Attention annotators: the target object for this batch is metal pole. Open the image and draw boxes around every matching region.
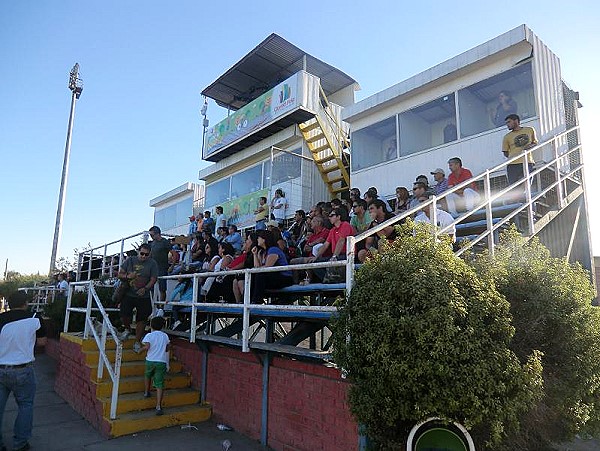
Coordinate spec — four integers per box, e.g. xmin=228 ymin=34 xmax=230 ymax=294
xmin=50 ymin=64 xmax=82 ymax=274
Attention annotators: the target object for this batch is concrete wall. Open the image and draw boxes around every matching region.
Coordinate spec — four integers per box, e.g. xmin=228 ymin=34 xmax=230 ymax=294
xmin=172 ymin=339 xmax=359 ymax=451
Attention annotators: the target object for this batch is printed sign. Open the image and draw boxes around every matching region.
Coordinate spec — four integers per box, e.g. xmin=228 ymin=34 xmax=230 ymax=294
xmin=204 ymin=73 xmax=300 ymax=158
xmin=221 ymin=189 xmax=269 ymax=229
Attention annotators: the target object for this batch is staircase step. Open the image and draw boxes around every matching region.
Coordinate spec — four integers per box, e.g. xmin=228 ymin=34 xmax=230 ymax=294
xmin=322 ymin=165 xmax=341 ymax=174
xmin=327 ymin=175 xmax=346 ymax=184
xmin=90 ymin=359 xmax=183 ymax=381
xmin=84 ymin=348 xmax=146 ymax=365
xmin=100 ymin=388 xmax=200 ymax=416
xmin=305 ymin=132 xmax=325 ymax=143
xmin=313 ymin=153 xmax=337 ymax=164
xmin=310 ymin=143 xmax=331 ymax=154
xmin=299 ymin=121 xmax=320 ymax=133
xmin=109 ymin=403 xmax=212 ymax=438
xmin=95 ymin=373 xmax=191 ymax=397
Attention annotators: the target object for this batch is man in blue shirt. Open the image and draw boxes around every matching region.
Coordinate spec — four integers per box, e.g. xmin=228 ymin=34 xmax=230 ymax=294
xmin=224 ymin=225 xmax=243 ymax=254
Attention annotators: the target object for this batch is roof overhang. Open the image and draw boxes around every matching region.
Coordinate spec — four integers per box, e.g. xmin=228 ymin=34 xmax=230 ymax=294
xmin=202 ymin=33 xmax=357 ymax=110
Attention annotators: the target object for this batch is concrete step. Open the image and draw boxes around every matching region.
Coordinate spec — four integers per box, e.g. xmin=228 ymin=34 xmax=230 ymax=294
xmin=83 ymin=348 xmax=146 ymax=365
xmin=90 ymin=359 xmax=184 ymax=381
xmin=95 ymin=373 xmax=190 ymax=397
xmin=108 ymin=403 xmax=212 ymax=438
xmin=99 ymin=387 xmax=200 ymax=416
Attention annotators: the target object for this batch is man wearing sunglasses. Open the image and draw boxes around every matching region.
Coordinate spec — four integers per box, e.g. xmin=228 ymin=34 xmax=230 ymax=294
xmin=118 ymin=243 xmax=158 ymax=353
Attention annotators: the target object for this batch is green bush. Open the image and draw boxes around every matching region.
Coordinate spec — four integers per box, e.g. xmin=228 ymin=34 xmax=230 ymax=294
xmin=332 ymin=222 xmax=542 ymax=449
xmin=44 ymin=284 xmax=121 ymax=333
xmin=469 ymin=227 xmax=600 ymax=449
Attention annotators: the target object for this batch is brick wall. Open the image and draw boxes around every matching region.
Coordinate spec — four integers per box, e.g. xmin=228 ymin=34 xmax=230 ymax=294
xmin=54 ymin=336 xmax=111 ymax=437
xmin=171 ymin=340 xmax=358 ymax=451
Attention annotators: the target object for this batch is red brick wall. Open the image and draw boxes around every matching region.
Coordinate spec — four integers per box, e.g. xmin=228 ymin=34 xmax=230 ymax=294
xmin=171 ymin=340 xmax=358 ymax=451
xmin=54 ymin=336 xmax=111 ymax=437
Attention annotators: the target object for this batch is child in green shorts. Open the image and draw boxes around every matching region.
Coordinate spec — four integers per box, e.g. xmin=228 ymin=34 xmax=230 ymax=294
xmin=139 ymin=316 xmax=170 ymax=415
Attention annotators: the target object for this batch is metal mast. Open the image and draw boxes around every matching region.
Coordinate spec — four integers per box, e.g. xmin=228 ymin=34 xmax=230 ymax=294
xmin=49 ymin=64 xmax=83 ymax=275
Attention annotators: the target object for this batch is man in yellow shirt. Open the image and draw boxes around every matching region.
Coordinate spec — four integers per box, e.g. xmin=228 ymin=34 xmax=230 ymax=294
xmin=502 ymin=114 xmax=538 ymax=185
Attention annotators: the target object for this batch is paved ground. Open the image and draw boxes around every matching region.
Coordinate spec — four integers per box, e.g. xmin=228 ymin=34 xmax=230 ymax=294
xmin=1 ymin=354 xmax=264 ymax=451
xmin=4 ymin=354 xmax=600 ymax=450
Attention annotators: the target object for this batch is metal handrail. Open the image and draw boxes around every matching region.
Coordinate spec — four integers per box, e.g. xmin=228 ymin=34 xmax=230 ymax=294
xmin=349 ymin=125 xmax=582 ymax=257
xmin=18 ymin=286 xmax=60 ymax=312
xmin=63 ymin=281 xmax=122 ymax=420
xmin=156 ymin=258 xmax=348 ymax=351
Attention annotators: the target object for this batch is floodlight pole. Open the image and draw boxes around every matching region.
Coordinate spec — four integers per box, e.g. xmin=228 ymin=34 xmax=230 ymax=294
xmin=49 ymin=64 xmax=83 ymax=275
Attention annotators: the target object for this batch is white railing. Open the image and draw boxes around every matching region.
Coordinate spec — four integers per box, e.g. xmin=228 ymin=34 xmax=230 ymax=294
xmin=348 ymin=125 xmax=583 ymax=259
xmin=155 ymin=259 xmax=347 ymax=352
xmin=77 ymin=230 xmax=151 ymax=282
xmin=18 ymin=286 xmax=61 ymax=312
xmin=63 ymin=281 xmax=122 ymax=420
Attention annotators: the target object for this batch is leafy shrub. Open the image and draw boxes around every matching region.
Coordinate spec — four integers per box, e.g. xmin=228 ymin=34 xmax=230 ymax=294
xmin=332 ymin=222 xmax=542 ymax=449
xmin=44 ymin=284 xmax=121 ymax=333
xmin=469 ymin=227 xmax=600 ymax=449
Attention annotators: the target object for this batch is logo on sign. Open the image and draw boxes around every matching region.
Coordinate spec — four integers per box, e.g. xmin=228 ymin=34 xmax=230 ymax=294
xmin=274 ymin=83 xmax=295 ymax=113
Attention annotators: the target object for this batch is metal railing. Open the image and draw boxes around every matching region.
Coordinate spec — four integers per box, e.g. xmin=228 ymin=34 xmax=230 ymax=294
xmin=18 ymin=286 xmax=61 ymax=312
xmin=347 ymin=125 xmax=583 ymax=259
xmin=77 ymin=231 xmax=150 ymax=282
xmin=155 ymin=259 xmax=346 ymax=352
xmin=63 ymin=281 xmax=122 ymax=420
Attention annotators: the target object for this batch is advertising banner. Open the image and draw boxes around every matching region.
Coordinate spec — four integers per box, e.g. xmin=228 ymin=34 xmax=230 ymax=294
xmin=221 ymin=188 xmax=269 ymax=229
xmin=204 ymin=72 xmax=301 ymax=158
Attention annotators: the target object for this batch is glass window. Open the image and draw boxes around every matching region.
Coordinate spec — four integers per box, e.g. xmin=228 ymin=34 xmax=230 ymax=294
xmin=263 ymin=148 xmax=302 ymax=187
xmin=351 ymin=116 xmax=397 ymax=171
xmin=175 ymin=197 xmax=193 ymax=227
xmin=153 ymin=197 xmax=193 ymax=231
xmin=205 ymin=178 xmax=231 ymax=208
xmin=398 ymin=93 xmax=456 ymax=156
xmin=458 ymin=62 xmax=535 ymax=138
xmin=231 ymin=164 xmax=263 ymax=199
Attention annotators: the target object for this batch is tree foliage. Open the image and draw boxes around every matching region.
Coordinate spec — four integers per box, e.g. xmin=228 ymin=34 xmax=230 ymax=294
xmin=469 ymin=226 xmax=600 ymax=449
xmin=0 ymin=272 xmax=48 ymax=299
xmin=332 ymin=222 xmax=542 ymax=449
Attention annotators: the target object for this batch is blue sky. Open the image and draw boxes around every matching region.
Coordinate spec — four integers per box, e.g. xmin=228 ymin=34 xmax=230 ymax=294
xmin=1 ymin=0 xmax=599 ymax=275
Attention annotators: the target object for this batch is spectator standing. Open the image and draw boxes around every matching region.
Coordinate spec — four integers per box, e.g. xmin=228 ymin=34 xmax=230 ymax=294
xmin=118 ymin=243 xmax=158 ymax=353
xmin=56 ymin=273 xmax=69 ymax=299
xmin=0 ymin=291 xmax=46 ymax=451
xmin=188 ymin=216 xmax=197 ymax=236
xmin=502 ymin=114 xmax=538 ymax=185
xmin=445 ymin=157 xmax=481 ymax=216
xmin=270 ymin=188 xmax=288 ymax=227
xmin=254 ymin=196 xmax=268 ymax=230
xmin=148 ymin=226 xmax=171 ymax=304
xmin=202 ymin=211 xmax=215 ymax=236
xmin=214 ymin=206 xmax=227 ymax=232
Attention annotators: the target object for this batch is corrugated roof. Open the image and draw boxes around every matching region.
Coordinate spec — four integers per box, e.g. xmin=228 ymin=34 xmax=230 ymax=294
xmin=202 ymin=33 xmax=356 ymax=110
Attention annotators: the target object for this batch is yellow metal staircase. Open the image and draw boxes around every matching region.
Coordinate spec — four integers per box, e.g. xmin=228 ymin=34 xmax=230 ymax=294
xmin=82 ymin=336 xmax=211 ymax=437
xmin=299 ymin=88 xmax=350 ymax=197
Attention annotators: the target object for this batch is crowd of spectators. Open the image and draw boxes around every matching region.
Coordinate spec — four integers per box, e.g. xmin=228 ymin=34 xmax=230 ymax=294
xmin=98 ymin=155 xmax=480 ymax=323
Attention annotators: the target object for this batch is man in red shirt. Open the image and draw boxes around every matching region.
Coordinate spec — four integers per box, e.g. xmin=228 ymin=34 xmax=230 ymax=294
xmin=445 ymin=157 xmax=481 ymax=216
xmin=310 ymin=208 xmax=355 ymax=282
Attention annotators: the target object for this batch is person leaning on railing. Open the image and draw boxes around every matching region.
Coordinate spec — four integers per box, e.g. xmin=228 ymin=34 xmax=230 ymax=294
xmin=250 ymin=230 xmax=293 ymax=303
xmin=232 ymin=233 xmax=258 ymax=303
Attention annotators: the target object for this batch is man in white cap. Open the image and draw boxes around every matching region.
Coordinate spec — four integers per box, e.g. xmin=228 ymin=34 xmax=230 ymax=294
xmin=430 ymin=168 xmax=448 ymax=196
